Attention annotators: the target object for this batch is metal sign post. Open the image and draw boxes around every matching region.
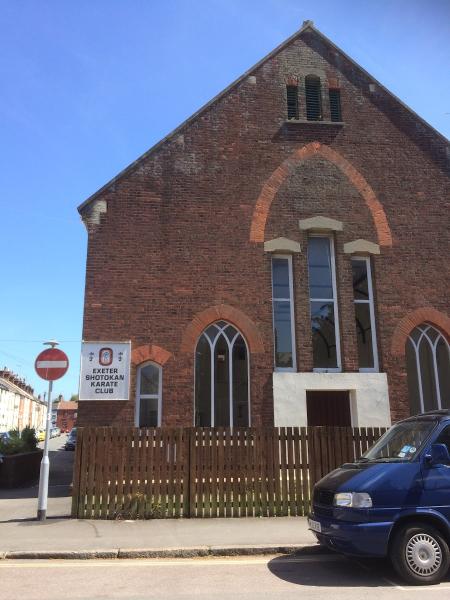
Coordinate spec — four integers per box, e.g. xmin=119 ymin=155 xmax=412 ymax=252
xmin=37 ymin=377 xmax=53 ymax=521
xmin=35 ymin=341 xmax=69 ymax=521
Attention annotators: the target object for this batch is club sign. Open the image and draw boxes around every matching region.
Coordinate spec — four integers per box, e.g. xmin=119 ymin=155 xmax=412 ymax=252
xmin=79 ymin=341 xmax=131 ymax=400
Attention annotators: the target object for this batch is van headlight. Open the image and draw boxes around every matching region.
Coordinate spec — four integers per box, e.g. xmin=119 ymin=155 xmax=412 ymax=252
xmin=333 ymin=492 xmax=372 ymax=508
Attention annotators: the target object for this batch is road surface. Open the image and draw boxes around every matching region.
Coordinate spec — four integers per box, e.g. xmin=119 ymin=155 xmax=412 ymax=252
xmin=1 ymin=553 xmax=450 ymax=599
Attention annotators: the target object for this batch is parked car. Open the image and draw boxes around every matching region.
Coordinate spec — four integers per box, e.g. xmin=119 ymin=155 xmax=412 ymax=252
xmin=50 ymin=427 xmax=61 ymax=438
xmin=309 ymin=410 xmax=450 ymax=585
xmin=0 ymin=432 xmax=11 ymax=461
xmin=0 ymin=431 xmax=11 ymax=443
xmin=37 ymin=429 xmax=46 ymax=442
xmin=64 ymin=428 xmax=77 ymax=451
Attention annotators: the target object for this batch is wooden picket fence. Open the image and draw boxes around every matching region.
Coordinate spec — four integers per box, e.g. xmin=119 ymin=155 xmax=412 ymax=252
xmin=71 ymin=426 xmax=387 ymax=519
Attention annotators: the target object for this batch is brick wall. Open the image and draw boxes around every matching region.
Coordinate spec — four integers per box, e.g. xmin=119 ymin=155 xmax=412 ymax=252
xmin=56 ymin=409 xmax=77 ymax=433
xmin=78 ymin=28 xmax=449 ymax=427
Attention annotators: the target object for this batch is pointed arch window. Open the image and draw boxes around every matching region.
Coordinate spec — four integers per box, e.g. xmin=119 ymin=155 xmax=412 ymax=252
xmin=195 ymin=321 xmax=249 ymax=427
xmin=406 ymin=324 xmax=450 ymax=415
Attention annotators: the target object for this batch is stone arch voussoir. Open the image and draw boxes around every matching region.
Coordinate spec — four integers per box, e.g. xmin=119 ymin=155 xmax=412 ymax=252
xmin=180 ymin=304 xmax=264 ymax=354
xmin=250 ymin=141 xmax=393 ymax=247
xmin=390 ymin=308 xmax=450 ymax=357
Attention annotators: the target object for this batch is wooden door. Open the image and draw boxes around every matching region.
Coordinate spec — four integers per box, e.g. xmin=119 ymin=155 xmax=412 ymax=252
xmin=306 ymin=390 xmax=351 ymax=426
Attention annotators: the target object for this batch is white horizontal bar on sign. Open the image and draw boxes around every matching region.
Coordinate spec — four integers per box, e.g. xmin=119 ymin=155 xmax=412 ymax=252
xmin=36 ymin=361 xmax=68 ymax=368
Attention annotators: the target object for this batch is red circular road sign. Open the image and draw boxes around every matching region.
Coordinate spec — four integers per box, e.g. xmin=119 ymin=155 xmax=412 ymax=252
xmin=35 ymin=348 xmax=69 ymax=381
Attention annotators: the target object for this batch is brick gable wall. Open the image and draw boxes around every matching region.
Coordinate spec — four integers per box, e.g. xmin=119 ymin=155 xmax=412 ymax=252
xmin=78 ymin=30 xmax=449 ymax=427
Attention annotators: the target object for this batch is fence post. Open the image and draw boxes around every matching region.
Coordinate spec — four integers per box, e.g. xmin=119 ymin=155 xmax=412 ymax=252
xmin=70 ymin=427 xmax=83 ymax=518
xmin=188 ymin=427 xmax=195 ymax=518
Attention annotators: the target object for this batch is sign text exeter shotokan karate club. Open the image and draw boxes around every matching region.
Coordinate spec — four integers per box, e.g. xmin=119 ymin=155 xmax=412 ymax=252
xmin=79 ymin=341 xmax=131 ymax=400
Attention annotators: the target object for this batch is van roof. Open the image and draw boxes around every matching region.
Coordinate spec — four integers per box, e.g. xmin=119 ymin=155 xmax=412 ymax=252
xmin=401 ymin=410 xmax=450 ymax=423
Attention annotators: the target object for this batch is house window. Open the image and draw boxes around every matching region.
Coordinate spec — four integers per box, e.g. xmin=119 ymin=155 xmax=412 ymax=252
xmin=352 ymin=257 xmax=379 ymax=371
xmin=286 ymin=85 xmax=299 ymax=119
xmin=406 ymin=324 xmax=450 ymax=415
xmin=195 ymin=321 xmax=249 ymax=427
xmin=307 ymin=236 xmax=341 ymax=371
xmin=135 ymin=362 xmax=162 ymax=427
xmin=271 ymin=255 xmax=296 ymax=370
xmin=329 ymin=88 xmax=342 ymax=121
xmin=305 ymin=75 xmax=322 ymax=121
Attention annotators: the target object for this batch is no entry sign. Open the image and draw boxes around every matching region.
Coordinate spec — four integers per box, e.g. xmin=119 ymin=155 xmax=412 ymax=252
xmin=35 ymin=348 xmax=69 ymax=381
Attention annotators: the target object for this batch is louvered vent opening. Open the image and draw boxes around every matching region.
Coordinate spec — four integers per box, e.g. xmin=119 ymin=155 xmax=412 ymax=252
xmin=286 ymin=85 xmax=299 ymax=119
xmin=305 ymin=75 xmax=322 ymax=121
xmin=329 ymin=89 xmax=342 ymax=122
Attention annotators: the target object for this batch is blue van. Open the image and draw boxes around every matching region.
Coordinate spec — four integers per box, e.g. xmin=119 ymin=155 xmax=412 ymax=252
xmin=308 ymin=410 xmax=450 ymax=585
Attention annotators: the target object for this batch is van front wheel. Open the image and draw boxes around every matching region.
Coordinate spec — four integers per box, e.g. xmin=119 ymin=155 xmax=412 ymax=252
xmin=390 ymin=522 xmax=450 ymax=585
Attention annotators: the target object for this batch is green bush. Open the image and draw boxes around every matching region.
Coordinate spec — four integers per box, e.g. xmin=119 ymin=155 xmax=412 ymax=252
xmin=21 ymin=426 xmax=38 ymax=452
xmin=0 ymin=427 xmax=38 ymax=455
xmin=0 ymin=436 xmax=24 ymax=455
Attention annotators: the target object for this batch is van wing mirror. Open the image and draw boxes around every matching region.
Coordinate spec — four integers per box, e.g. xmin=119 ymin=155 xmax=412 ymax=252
xmin=427 ymin=443 xmax=450 ymax=466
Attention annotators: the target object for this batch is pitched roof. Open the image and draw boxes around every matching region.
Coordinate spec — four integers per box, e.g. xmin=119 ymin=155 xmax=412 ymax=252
xmin=78 ymin=21 xmax=449 ymax=213
xmin=0 ymin=376 xmax=35 ymax=399
xmin=57 ymin=401 xmax=78 ymax=411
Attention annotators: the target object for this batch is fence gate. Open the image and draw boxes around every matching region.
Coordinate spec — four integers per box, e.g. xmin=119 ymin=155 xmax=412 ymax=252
xmin=71 ymin=426 xmax=386 ymax=519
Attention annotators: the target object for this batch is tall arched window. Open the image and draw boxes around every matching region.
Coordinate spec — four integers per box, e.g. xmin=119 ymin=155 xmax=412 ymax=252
xmin=305 ymin=75 xmax=322 ymax=121
xmin=135 ymin=362 xmax=162 ymax=427
xmin=195 ymin=321 xmax=249 ymax=427
xmin=406 ymin=324 xmax=450 ymax=415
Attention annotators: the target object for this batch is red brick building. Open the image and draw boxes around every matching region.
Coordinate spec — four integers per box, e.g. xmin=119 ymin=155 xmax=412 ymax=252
xmin=77 ymin=22 xmax=449 ymax=429
xmin=56 ymin=401 xmax=78 ymax=433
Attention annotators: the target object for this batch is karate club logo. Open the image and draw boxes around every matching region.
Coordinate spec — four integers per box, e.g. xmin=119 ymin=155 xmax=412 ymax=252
xmin=99 ymin=347 xmax=113 ymax=366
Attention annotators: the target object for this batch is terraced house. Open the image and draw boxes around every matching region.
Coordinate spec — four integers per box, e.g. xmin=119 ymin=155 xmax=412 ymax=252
xmin=0 ymin=368 xmax=45 ymax=432
xmin=77 ymin=21 xmax=450 ymax=430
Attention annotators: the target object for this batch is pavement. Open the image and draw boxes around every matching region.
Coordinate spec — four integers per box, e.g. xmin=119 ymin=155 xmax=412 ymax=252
xmin=0 ymin=433 xmax=319 ymax=560
xmin=0 ymin=513 xmax=318 ymax=559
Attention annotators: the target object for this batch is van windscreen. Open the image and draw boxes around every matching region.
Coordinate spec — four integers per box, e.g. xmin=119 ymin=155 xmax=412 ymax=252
xmin=359 ymin=420 xmax=436 ymax=462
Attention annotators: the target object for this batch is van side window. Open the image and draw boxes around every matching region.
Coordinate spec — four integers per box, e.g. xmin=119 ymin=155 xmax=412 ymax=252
xmin=435 ymin=426 xmax=450 ymax=455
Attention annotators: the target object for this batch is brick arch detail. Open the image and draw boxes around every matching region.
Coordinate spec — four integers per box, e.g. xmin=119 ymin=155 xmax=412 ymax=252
xmin=249 ymin=141 xmax=393 ymax=247
xmin=390 ymin=308 xmax=450 ymax=357
xmin=180 ymin=304 xmax=264 ymax=354
xmin=131 ymin=344 xmax=173 ymax=366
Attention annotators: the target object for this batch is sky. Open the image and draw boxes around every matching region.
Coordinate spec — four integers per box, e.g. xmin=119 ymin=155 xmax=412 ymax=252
xmin=0 ymin=0 xmax=449 ymax=400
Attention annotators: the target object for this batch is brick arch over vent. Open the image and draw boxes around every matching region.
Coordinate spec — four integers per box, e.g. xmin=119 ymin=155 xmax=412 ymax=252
xmin=250 ymin=142 xmax=393 ymax=246
xmin=131 ymin=344 xmax=173 ymax=366
xmin=180 ymin=304 xmax=264 ymax=354
xmin=391 ymin=308 xmax=450 ymax=357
